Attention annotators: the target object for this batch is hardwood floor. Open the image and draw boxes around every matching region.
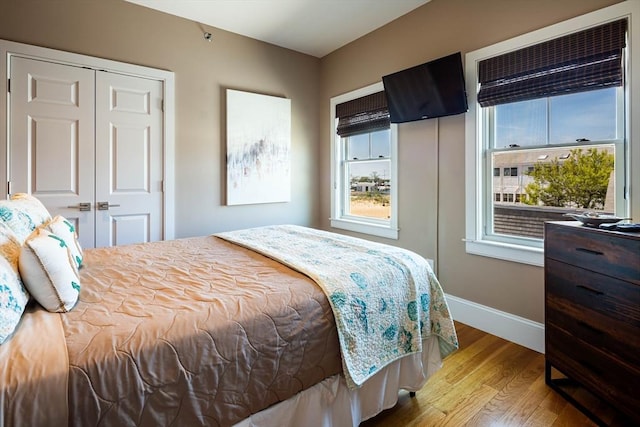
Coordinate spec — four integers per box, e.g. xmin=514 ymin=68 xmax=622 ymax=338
xmin=362 ymin=322 xmax=634 ymax=427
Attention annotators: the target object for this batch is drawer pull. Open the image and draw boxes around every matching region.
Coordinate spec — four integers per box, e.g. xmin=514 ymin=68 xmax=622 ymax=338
xmin=582 ymin=359 xmax=603 ymax=375
xmin=575 ymin=247 xmax=604 ymax=256
xmin=576 ymin=284 xmax=604 ymax=296
xmin=577 ymin=320 xmax=604 ymax=335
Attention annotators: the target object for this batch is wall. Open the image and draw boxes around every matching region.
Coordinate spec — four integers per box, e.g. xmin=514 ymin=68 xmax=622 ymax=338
xmin=0 ymin=0 xmax=321 ymax=237
xmin=318 ymin=0 xmax=623 ymax=323
xmin=1 ymin=0 xmax=630 ymax=326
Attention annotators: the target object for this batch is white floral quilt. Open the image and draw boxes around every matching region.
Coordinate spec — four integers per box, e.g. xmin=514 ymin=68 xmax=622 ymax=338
xmin=216 ymin=225 xmax=459 ymax=388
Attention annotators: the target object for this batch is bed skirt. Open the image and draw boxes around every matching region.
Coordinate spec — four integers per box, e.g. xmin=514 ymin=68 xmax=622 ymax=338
xmin=234 ymin=335 xmax=442 ymax=427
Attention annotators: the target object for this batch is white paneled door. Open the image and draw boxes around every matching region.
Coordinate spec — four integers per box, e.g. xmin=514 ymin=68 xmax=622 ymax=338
xmin=10 ymin=57 xmax=96 ymax=247
xmin=95 ymin=72 xmax=163 ymax=247
xmin=9 ymin=56 xmax=164 ymax=248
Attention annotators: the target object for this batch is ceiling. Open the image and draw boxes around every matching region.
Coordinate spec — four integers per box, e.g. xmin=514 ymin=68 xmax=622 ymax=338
xmin=124 ymin=0 xmax=430 ymax=58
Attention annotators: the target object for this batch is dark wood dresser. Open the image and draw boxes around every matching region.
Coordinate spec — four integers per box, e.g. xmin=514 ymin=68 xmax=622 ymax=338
xmin=544 ymin=221 xmax=640 ymax=425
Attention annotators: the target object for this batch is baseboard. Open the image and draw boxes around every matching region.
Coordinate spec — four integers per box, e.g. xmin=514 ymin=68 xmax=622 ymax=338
xmin=445 ymin=294 xmax=545 ymax=354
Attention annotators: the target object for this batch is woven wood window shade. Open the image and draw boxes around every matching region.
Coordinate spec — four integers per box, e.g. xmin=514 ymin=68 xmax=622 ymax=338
xmin=336 ymin=91 xmax=390 ymax=137
xmin=477 ymin=18 xmax=627 ymax=107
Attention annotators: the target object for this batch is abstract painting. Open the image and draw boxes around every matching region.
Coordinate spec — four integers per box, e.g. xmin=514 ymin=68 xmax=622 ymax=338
xmin=226 ymin=89 xmax=291 ymax=205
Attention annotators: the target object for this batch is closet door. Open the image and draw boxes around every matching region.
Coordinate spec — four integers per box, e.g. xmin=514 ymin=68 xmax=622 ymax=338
xmin=94 ymin=72 xmax=164 ymax=247
xmin=9 ymin=56 xmax=96 ymax=247
xmin=9 ymin=57 xmax=165 ymax=249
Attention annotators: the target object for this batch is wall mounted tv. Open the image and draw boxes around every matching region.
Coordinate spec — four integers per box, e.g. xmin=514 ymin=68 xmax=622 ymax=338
xmin=382 ymin=52 xmax=468 ymax=123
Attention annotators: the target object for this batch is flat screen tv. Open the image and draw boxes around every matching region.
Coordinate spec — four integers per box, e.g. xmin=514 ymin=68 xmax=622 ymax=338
xmin=382 ymin=52 xmax=468 ymax=123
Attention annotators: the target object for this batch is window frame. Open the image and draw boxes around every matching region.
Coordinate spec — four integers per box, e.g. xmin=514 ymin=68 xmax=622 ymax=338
xmin=330 ymin=82 xmax=399 ymax=239
xmin=464 ymin=2 xmax=636 ymax=266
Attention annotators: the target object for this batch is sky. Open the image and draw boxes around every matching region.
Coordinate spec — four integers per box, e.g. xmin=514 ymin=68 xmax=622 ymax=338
xmin=495 ymin=87 xmax=617 ymax=147
xmin=350 ymin=160 xmax=390 ymax=182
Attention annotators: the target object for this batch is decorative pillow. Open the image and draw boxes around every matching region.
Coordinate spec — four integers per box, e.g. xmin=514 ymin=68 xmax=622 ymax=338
xmin=0 ymin=222 xmax=29 ymax=344
xmin=0 ymin=193 xmax=52 ymax=243
xmin=43 ymin=216 xmax=83 ymax=269
xmin=19 ymin=228 xmax=80 ymax=313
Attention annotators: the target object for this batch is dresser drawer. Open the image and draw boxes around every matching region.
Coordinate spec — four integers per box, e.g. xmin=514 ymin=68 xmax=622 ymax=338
xmin=545 ymin=259 xmax=640 ymax=327
xmin=546 ymin=303 xmax=640 ymax=367
xmin=544 ymin=222 xmax=640 ymax=284
xmin=546 ymin=325 xmax=640 ymax=421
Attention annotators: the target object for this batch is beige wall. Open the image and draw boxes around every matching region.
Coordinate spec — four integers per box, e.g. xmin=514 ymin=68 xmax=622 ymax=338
xmin=1 ymin=0 xmax=631 ymax=324
xmin=0 ymin=0 xmax=321 ymax=238
xmin=318 ymin=0 xmax=623 ymax=323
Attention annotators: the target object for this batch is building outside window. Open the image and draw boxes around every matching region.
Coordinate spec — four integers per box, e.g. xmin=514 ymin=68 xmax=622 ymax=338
xmin=465 ymin=4 xmax=634 ymax=266
xmin=330 ymin=82 xmax=399 ymax=239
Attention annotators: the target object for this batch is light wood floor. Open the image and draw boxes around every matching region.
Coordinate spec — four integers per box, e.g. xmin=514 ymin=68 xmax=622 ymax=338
xmin=362 ymin=322 xmax=633 ymax=427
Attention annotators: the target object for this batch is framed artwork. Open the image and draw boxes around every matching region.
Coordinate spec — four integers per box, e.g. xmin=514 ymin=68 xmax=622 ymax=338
xmin=226 ymin=89 xmax=291 ymax=205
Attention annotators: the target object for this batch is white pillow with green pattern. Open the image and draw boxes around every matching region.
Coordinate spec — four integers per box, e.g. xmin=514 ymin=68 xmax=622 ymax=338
xmin=19 ymin=228 xmax=80 ymax=313
xmin=0 ymin=193 xmax=52 ymax=243
xmin=0 ymin=222 xmax=29 ymax=344
xmin=43 ymin=216 xmax=83 ymax=269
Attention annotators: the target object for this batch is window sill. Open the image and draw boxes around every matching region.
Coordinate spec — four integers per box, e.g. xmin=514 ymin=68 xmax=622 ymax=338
xmin=464 ymin=238 xmax=543 ymax=267
xmin=330 ymin=218 xmax=398 ymax=240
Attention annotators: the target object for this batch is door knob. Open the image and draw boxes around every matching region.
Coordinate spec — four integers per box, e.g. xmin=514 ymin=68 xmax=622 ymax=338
xmin=67 ymin=202 xmax=92 ymax=211
xmin=97 ymin=202 xmax=121 ymax=210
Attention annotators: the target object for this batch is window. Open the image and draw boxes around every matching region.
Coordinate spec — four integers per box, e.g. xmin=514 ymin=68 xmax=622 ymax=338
xmin=491 ymin=88 xmax=622 ymax=218
xmin=503 ymin=167 xmax=518 ymax=177
xmin=331 ymin=82 xmax=398 ymax=239
xmin=465 ymin=3 xmax=635 ymax=266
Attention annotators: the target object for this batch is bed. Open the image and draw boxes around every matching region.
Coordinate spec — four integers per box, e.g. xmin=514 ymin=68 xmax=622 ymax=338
xmin=0 ymin=195 xmax=458 ymax=427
